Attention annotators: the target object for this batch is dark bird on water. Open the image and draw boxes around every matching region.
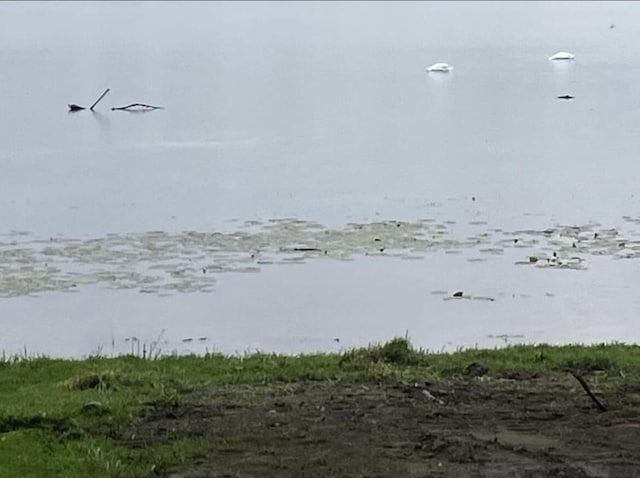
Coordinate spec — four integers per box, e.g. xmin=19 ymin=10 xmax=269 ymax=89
xmin=557 ymin=95 xmax=575 ymax=100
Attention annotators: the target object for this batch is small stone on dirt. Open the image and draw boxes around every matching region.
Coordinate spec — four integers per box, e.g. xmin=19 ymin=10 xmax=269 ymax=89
xmin=81 ymin=400 xmax=109 ymax=415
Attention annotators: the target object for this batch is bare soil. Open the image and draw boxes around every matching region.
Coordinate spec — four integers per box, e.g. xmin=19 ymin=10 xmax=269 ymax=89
xmin=124 ymin=373 xmax=640 ymax=477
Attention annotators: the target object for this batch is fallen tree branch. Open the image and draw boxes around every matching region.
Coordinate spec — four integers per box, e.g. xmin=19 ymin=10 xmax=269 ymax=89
xmin=111 ymin=103 xmax=164 ymax=111
xmin=570 ymin=372 xmax=607 ymax=412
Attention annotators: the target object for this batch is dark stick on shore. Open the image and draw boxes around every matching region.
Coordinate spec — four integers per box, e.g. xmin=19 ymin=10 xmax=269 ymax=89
xmin=90 ymin=88 xmax=110 ymax=111
xmin=111 ymin=103 xmax=164 ymax=111
xmin=570 ymin=372 xmax=607 ymax=412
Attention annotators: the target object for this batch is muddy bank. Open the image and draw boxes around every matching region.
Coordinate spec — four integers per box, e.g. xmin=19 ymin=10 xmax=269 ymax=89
xmin=122 ymin=374 xmax=640 ymax=477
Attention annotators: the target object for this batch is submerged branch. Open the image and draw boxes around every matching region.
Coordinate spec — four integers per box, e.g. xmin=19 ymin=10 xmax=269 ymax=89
xmin=90 ymin=88 xmax=110 ymax=111
xmin=68 ymin=88 xmax=110 ymax=112
xmin=111 ymin=103 xmax=164 ymax=111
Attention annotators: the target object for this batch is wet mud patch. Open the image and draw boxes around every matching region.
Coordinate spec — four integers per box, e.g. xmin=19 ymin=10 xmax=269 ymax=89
xmin=119 ymin=376 xmax=640 ymax=477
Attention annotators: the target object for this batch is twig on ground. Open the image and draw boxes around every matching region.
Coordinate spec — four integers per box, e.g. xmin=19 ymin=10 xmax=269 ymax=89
xmin=570 ymin=372 xmax=607 ymax=412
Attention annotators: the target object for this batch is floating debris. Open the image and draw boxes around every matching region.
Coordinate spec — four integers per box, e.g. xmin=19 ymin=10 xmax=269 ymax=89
xmin=549 ymin=51 xmax=575 ymax=61
xmin=426 ymin=62 xmax=453 ymax=72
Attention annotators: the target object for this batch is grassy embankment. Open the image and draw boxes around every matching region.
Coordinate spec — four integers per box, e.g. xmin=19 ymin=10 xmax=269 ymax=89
xmin=1 ymin=338 xmax=639 ymax=477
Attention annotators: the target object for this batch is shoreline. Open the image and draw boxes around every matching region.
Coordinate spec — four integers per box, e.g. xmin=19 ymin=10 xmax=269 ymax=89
xmin=1 ymin=339 xmax=639 ymax=477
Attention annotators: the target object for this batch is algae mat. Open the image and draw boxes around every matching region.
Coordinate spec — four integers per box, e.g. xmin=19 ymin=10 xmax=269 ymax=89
xmin=2 ymin=217 xmax=640 ymax=298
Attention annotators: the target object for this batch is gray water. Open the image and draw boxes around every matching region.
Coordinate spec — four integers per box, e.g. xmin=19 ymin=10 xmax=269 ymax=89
xmin=1 ymin=1 xmax=640 ymax=357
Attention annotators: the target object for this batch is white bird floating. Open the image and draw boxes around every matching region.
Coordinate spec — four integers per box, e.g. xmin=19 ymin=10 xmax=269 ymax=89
xmin=549 ymin=51 xmax=575 ymax=61
xmin=426 ymin=62 xmax=453 ymax=72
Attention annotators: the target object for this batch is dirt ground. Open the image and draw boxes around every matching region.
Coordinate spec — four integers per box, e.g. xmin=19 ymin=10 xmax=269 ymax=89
xmin=124 ymin=373 xmax=640 ymax=477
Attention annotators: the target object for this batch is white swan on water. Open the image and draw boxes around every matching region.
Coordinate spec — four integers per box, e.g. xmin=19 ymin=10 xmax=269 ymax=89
xmin=426 ymin=62 xmax=453 ymax=72
xmin=549 ymin=51 xmax=575 ymax=61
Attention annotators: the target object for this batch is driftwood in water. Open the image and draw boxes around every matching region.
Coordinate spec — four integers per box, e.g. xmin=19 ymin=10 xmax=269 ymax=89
xmin=68 ymin=88 xmax=110 ymax=112
xmin=111 ymin=103 xmax=164 ymax=111
xmin=90 ymin=88 xmax=110 ymax=111
xmin=570 ymin=372 xmax=607 ymax=412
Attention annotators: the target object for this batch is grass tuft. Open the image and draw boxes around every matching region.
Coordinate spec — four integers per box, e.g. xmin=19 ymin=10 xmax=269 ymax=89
xmin=378 ymin=337 xmax=421 ymax=365
xmin=339 ymin=336 xmax=426 ymax=368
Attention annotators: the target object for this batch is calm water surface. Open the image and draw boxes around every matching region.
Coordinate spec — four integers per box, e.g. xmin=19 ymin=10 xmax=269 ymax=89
xmin=1 ymin=2 xmax=640 ymax=357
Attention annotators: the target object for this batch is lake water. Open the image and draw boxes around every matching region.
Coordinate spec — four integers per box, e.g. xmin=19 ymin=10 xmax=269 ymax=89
xmin=1 ymin=1 xmax=640 ymax=358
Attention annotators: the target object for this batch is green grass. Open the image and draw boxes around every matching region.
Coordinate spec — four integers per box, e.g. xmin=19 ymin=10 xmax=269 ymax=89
xmin=1 ymin=338 xmax=639 ymax=477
